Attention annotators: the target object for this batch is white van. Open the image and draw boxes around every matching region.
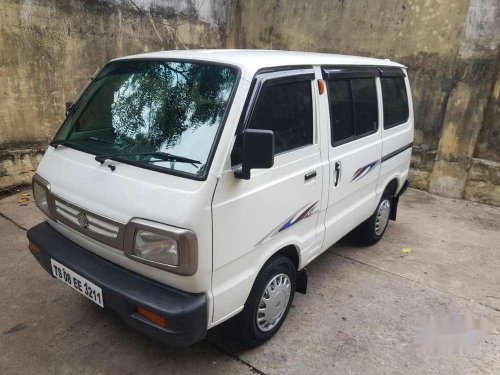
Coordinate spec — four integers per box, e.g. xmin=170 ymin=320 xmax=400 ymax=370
xmin=27 ymin=50 xmax=413 ymax=347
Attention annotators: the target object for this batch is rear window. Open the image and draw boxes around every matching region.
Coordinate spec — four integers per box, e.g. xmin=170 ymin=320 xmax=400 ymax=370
xmin=328 ymin=78 xmax=378 ymax=145
xmin=381 ymin=77 xmax=409 ymax=128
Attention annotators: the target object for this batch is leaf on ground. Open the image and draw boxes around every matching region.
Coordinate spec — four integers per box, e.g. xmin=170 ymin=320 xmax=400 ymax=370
xmin=402 ymin=247 xmax=411 ymax=254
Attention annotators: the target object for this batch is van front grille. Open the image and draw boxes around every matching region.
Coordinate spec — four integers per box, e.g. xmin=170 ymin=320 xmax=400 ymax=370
xmin=50 ymin=194 xmax=126 ymax=249
xmin=54 ymin=200 xmax=119 ymax=238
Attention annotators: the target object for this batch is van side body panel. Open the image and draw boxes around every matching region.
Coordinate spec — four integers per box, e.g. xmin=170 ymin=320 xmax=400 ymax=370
xmin=320 ymin=73 xmax=384 ymax=251
xmin=376 ymin=71 xmax=414 ymax=200
xmin=209 ymin=64 xmax=413 ymax=327
xmin=210 ymin=74 xmax=324 ymax=323
xmin=211 ymin=147 xmax=324 ymax=323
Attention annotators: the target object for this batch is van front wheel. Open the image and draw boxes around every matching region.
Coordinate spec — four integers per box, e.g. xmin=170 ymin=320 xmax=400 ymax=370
xmin=352 ymin=190 xmax=392 ymax=246
xmin=236 ymin=255 xmax=296 ymax=347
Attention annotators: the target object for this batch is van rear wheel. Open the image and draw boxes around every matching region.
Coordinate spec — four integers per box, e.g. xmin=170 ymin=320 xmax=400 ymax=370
xmin=236 ymin=255 xmax=296 ymax=347
xmin=352 ymin=190 xmax=392 ymax=246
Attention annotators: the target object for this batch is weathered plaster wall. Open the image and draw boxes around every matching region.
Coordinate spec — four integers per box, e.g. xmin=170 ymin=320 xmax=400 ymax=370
xmin=0 ymin=0 xmax=225 ymax=188
xmin=1 ymin=0 xmax=499 ymax=205
xmin=226 ymin=0 xmax=500 ymax=205
xmin=464 ymin=56 xmax=500 ymax=205
xmin=428 ymin=0 xmax=500 ymax=205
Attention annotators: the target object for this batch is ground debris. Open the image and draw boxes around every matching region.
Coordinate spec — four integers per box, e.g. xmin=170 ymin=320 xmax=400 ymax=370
xmin=401 ymin=247 xmax=412 ymax=256
xmin=17 ymin=192 xmax=31 ymax=205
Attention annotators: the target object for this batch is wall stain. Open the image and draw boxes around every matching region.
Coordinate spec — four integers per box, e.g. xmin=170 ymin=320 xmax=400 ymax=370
xmin=3 ymin=323 xmax=28 ymax=335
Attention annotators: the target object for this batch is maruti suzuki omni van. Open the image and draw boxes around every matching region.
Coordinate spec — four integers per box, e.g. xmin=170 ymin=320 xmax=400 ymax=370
xmin=27 ymin=50 xmax=413 ymax=347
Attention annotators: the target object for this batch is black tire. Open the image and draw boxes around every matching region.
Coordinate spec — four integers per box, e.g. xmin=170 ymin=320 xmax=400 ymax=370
xmin=351 ymin=189 xmax=393 ymax=246
xmin=236 ymin=255 xmax=296 ymax=347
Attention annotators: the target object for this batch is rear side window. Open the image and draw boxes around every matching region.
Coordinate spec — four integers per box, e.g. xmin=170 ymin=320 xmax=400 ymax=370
xmin=328 ymin=78 xmax=378 ymax=145
xmin=351 ymin=79 xmax=378 ymax=136
xmin=381 ymin=77 xmax=409 ymax=128
xmin=247 ymin=80 xmax=313 ymax=154
xmin=328 ymin=80 xmax=354 ymax=143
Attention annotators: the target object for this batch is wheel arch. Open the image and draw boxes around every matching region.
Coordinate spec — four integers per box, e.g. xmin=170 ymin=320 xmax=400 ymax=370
xmin=385 ymin=178 xmax=399 ymax=197
xmin=273 ymin=244 xmax=300 ymax=271
xmin=265 ymin=243 xmax=308 ymax=294
xmin=384 ymin=178 xmax=403 ymax=221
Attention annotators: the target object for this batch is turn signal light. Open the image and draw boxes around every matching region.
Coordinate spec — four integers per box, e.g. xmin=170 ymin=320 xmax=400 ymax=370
xmin=137 ymin=306 xmax=167 ymax=328
xmin=317 ymin=79 xmax=325 ymax=95
xmin=28 ymin=242 xmax=41 ymax=256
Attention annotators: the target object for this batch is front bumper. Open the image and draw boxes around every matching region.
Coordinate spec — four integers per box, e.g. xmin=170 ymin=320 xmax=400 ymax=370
xmin=27 ymin=222 xmax=207 ymax=347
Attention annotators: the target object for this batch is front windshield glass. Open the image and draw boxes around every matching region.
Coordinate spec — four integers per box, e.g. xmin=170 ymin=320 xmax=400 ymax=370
xmin=55 ymin=60 xmax=238 ymax=177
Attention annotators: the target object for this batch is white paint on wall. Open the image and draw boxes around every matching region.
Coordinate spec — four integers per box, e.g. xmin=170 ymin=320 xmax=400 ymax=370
xmin=461 ymin=0 xmax=500 ymax=57
xmin=124 ymin=0 xmax=225 ymax=26
xmin=20 ymin=0 xmax=34 ymax=23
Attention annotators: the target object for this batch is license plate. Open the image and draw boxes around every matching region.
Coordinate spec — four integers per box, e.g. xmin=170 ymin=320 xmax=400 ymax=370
xmin=50 ymin=259 xmax=104 ymax=307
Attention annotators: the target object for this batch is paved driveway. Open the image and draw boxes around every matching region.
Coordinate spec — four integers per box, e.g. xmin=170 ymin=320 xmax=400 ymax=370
xmin=1 ymin=188 xmax=499 ymax=374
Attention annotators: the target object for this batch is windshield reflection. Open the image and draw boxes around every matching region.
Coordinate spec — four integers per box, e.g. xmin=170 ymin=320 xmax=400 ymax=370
xmin=56 ymin=61 xmax=238 ymax=176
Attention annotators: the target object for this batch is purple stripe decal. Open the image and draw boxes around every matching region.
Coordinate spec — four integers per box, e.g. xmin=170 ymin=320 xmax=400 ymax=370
xmin=351 ymin=160 xmax=379 ymax=182
xmin=255 ymin=201 xmax=319 ymax=247
xmin=278 ymin=202 xmax=318 ymax=233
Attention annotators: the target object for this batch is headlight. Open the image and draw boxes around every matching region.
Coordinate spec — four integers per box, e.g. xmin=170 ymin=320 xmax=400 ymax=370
xmin=124 ymin=219 xmax=198 ymax=275
xmin=33 ymin=182 xmax=49 ymax=214
xmin=133 ymin=230 xmax=179 ymax=266
xmin=32 ymin=175 xmax=53 ymax=218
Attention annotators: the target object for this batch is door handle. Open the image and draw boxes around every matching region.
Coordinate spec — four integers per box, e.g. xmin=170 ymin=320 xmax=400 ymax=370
xmin=305 ymin=171 xmax=317 ymax=181
xmin=334 ymin=161 xmax=341 ymax=186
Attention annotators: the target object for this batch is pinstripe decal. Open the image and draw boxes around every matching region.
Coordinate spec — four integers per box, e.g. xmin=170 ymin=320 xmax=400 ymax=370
xmin=255 ymin=201 xmax=319 ymax=247
xmin=351 ymin=160 xmax=379 ymax=182
xmin=351 ymin=142 xmax=412 ymax=183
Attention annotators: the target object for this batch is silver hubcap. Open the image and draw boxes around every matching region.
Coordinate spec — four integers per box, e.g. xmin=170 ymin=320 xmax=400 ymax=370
xmin=375 ymin=199 xmax=391 ymax=235
xmin=256 ymin=273 xmax=291 ymax=332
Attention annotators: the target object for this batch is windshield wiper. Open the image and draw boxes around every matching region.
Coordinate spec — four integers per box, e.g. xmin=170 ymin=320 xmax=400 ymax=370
xmin=95 ymin=151 xmax=202 ymax=168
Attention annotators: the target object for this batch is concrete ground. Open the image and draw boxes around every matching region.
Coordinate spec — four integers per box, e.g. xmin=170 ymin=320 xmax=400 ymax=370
xmin=0 ymin=188 xmax=499 ymax=374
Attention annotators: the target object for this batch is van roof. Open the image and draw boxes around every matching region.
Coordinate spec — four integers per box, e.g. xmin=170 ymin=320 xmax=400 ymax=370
xmin=113 ymin=49 xmax=405 ymax=80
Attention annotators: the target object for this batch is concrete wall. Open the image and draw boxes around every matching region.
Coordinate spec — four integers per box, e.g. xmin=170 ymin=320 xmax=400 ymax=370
xmin=1 ymin=0 xmax=499 ymax=205
xmin=225 ymin=0 xmax=500 ymax=206
xmin=0 ymin=0 xmax=225 ymax=188
xmin=429 ymin=0 xmax=500 ymax=205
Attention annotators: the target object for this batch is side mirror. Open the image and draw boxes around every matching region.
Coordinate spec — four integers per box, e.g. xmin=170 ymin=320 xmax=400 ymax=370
xmin=65 ymin=101 xmax=74 ymax=116
xmin=234 ymin=129 xmax=274 ymax=180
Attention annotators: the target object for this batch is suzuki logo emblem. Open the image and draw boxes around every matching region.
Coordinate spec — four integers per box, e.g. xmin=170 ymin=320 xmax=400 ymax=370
xmin=76 ymin=212 xmax=89 ymax=229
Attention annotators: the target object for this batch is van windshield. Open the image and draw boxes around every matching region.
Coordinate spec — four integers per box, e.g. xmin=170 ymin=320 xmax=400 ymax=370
xmin=54 ymin=60 xmax=238 ymax=177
